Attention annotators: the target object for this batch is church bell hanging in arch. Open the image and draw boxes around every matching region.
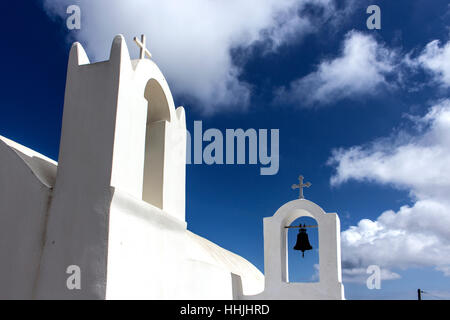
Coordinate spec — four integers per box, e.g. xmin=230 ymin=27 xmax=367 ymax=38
xmin=293 ymin=224 xmax=313 ymax=258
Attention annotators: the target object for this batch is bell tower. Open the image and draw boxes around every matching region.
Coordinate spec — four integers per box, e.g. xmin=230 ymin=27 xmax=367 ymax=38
xmin=240 ymin=175 xmax=345 ymax=300
xmin=53 ymin=34 xmax=186 ymax=221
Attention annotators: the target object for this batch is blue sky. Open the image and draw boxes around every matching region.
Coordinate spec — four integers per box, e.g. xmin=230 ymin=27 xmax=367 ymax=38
xmin=2 ymin=1 xmax=450 ymax=299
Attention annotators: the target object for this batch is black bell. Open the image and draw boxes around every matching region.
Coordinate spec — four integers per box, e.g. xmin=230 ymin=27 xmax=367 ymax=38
xmin=293 ymin=225 xmax=313 ymax=258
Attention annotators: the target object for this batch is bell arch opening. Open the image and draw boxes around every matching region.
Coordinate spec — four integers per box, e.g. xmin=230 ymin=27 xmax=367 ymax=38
xmin=144 ymin=79 xmax=171 ymax=123
xmin=142 ymin=79 xmax=171 ymax=207
xmin=286 ymin=216 xmax=319 ymax=283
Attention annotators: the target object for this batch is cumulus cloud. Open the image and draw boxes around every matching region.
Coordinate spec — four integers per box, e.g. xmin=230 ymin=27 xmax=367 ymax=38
xmin=329 ymin=99 xmax=450 ymax=199
xmin=277 ymin=30 xmax=398 ymax=107
xmin=410 ymin=39 xmax=450 ymax=89
xmin=341 ymin=200 xmax=450 ymax=276
xmin=42 ymin=0 xmax=352 ymax=113
xmin=276 ymin=33 xmax=450 ymax=108
xmin=328 ymin=100 xmax=450 ymax=280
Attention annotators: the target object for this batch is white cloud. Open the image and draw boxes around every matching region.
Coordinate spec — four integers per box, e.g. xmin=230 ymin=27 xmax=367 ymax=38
xmin=277 ymin=30 xmax=397 ymax=106
xmin=329 ymin=100 xmax=450 ymax=279
xmin=42 ymin=0 xmax=350 ymax=113
xmin=436 ymin=266 xmax=450 ymax=277
xmin=341 ymin=200 xmax=450 ymax=273
xmin=415 ymin=40 xmax=450 ymax=88
xmin=311 ymin=263 xmax=319 ymax=281
xmin=329 ymin=99 xmax=450 ymax=200
xmin=402 ymin=39 xmax=450 ymax=93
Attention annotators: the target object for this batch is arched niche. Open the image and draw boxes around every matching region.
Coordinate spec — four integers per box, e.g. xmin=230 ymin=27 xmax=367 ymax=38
xmin=141 ymin=77 xmax=186 ymax=221
xmin=144 ymin=79 xmax=171 ymax=124
xmin=142 ymin=78 xmax=171 ymax=208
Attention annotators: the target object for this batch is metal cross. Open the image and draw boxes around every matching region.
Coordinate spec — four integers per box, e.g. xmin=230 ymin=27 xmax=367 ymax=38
xmin=133 ymin=34 xmax=152 ymax=59
xmin=291 ymin=175 xmax=311 ymax=199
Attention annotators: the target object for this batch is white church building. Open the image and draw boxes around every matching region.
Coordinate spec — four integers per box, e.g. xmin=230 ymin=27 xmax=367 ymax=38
xmin=0 ymin=35 xmax=344 ymax=300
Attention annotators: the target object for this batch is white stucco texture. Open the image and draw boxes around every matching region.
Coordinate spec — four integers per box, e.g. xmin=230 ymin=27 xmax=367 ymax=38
xmin=0 ymin=35 xmax=264 ymax=299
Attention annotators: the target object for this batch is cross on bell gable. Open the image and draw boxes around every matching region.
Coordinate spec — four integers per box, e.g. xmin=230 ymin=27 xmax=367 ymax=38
xmin=291 ymin=174 xmax=311 ymax=199
xmin=133 ymin=34 xmax=152 ymax=59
